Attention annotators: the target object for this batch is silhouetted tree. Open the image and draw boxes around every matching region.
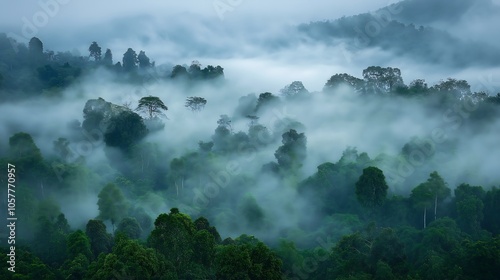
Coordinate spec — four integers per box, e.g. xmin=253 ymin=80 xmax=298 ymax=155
xmin=122 ymin=48 xmax=138 ymax=72
xmin=135 ymin=96 xmax=168 ymax=119
xmin=88 ymin=41 xmax=102 ymax=61
xmin=185 ymin=96 xmax=207 ymax=111
xmin=137 ymin=50 xmax=151 ymax=69
xmin=103 ymin=48 xmax=113 ymax=66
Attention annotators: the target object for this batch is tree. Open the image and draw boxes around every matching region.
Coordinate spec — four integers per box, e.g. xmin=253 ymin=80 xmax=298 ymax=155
xmin=483 ymin=187 xmax=500 ymax=234
xmin=194 ymin=217 xmax=222 ymax=243
xmin=88 ymin=41 xmax=102 ymax=61
xmin=212 ymin=115 xmax=233 ymax=153
xmin=215 ymin=244 xmax=252 ymax=280
xmin=88 ymin=235 xmax=176 ymax=280
xmin=28 ymin=37 xmax=43 ymax=56
xmin=193 ymin=230 xmax=216 ymax=268
xmin=255 ymin=92 xmax=280 ymax=112
xmin=240 ymin=195 xmax=265 ymax=230
xmin=362 ymin=66 xmax=404 ymax=94
xmin=137 ymin=50 xmax=151 ymax=69
xmin=201 ymin=65 xmax=224 ymax=79
xmin=411 ymin=182 xmax=433 ymax=228
xmin=171 ymin=64 xmax=189 ymax=79
xmin=324 ymin=73 xmax=365 ymax=94
xmin=9 ymin=132 xmax=43 ymax=161
xmin=185 ymin=96 xmax=207 ymax=111
xmin=97 ymin=183 xmax=128 ymax=232
xmin=85 ymin=219 xmax=112 ymax=259
xmin=274 ymin=129 xmax=307 ymax=170
xmin=122 ymin=48 xmax=138 ymax=72
xmin=135 ymin=95 xmax=168 ymax=119
xmin=67 ymin=230 xmax=93 ymax=261
xmin=280 ymin=81 xmax=309 ymax=99
xmin=104 ymin=111 xmax=148 ymax=151
xmin=188 ymin=60 xmax=202 ymax=79
xmin=407 ymin=79 xmax=429 ymax=95
xmin=454 ymin=184 xmax=485 ymax=234
xmin=33 ymin=216 xmax=68 ymax=266
xmin=431 ymin=78 xmax=471 ymax=99
xmin=425 ymin=171 xmax=450 ymax=221
xmin=103 ymin=48 xmax=113 ymax=66
xmin=355 ymin=166 xmax=389 ymax=209
xmin=9 ymin=132 xmax=47 ymax=183
xmin=116 ymin=217 xmax=142 ymax=239
xmin=147 ymin=209 xmax=196 ymax=276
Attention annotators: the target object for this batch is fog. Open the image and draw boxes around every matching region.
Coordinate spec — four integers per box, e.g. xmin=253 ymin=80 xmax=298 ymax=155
xmin=1 ymin=0 xmax=500 ymax=244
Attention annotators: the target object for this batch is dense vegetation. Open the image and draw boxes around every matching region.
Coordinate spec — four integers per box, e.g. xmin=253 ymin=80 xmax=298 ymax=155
xmin=0 ymin=32 xmax=499 ymax=280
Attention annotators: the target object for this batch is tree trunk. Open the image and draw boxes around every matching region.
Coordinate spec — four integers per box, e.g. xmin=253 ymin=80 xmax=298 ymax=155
xmin=423 ymin=207 xmax=427 ymax=229
xmin=434 ymin=195 xmax=438 ymax=221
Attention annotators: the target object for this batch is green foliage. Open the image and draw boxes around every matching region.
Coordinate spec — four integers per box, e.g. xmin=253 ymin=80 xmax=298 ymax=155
xmin=215 ymin=239 xmax=283 ymax=280
xmin=355 ymin=166 xmax=389 ymax=208
xmin=97 ymin=183 xmax=128 ymax=228
xmin=86 ymin=234 xmax=177 ymax=280
xmin=104 ymin=110 xmax=148 ymax=151
xmin=85 ymin=219 xmax=112 ymax=259
xmin=274 ymin=129 xmax=307 ymax=170
xmin=115 ymin=217 xmax=143 ymax=239
xmin=66 ymin=230 xmax=93 ymax=261
xmin=135 ymin=95 xmax=168 ymax=119
xmin=32 ymin=216 xmax=69 ymax=267
xmin=239 ymin=195 xmax=266 ymax=230
xmin=147 ymin=209 xmax=196 ymax=276
xmin=8 ymin=132 xmax=47 ymax=181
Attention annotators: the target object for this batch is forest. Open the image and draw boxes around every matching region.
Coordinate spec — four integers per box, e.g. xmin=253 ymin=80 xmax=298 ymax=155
xmin=0 ymin=31 xmax=499 ymax=279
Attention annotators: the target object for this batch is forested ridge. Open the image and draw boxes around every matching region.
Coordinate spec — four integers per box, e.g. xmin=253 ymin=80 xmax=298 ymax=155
xmin=0 ymin=32 xmax=500 ymax=280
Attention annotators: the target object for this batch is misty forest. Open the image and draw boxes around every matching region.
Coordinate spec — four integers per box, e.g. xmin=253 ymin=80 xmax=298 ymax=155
xmin=1 ymin=0 xmax=500 ymax=279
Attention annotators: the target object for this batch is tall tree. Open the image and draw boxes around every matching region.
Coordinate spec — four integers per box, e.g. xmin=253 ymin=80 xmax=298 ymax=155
xmin=355 ymin=166 xmax=389 ymax=208
xmin=28 ymin=37 xmax=43 ymax=56
xmin=85 ymin=219 xmax=112 ymax=259
xmin=411 ymin=182 xmax=433 ymax=228
xmin=66 ymin=230 xmax=93 ymax=261
xmin=103 ymin=48 xmax=113 ymax=66
xmin=425 ymin=171 xmax=451 ymax=221
xmin=362 ymin=66 xmax=404 ymax=94
xmin=137 ymin=50 xmax=151 ymax=69
xmin=274 ymin=129 xmax=307 ymax=170
xmin=122 ymin=48 xmax=138 ymax=72
xmin=147 ymin=208 xmax=196 ymax=276
xmin=97 ymin=183 xmax=128 ymax=232
xmin=88 ymin=41 xmax=102 ymax=61
xmin=135 ymin=95 xmax=168 ymax=119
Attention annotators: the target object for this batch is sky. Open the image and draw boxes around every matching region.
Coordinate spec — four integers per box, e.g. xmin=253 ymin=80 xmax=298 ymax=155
xmin=1 ymin=0 xmax=401 ymax=91
xmin=2 ymin=0 xmax=500 ymax=93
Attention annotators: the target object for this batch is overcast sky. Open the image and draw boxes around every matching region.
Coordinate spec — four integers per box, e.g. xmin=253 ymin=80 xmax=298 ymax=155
xmin=2 ymin=0 xmax=395 ymax=49
xmin=2 ymin=0 xmax=499 ymax=92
